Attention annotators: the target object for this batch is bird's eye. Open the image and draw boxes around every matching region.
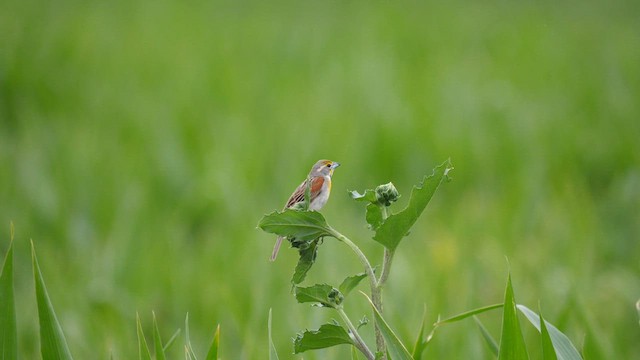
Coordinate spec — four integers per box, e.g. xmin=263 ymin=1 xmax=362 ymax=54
xmin=326 ymin=163 xmax=331 ymax=167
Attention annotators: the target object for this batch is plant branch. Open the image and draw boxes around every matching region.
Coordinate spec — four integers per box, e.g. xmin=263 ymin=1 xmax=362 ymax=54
xmin=337 ymin=308 xmax=375 ymax=360
xmin=328 ymin=227 xmax=377 ymax=289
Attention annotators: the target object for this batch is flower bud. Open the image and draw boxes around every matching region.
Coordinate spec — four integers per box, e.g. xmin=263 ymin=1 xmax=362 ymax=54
xmin=375 ymin=182 xmax=400 ymax=206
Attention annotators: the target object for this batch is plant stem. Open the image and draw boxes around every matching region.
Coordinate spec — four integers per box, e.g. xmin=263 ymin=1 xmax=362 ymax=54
xmin=337 ymin=308 xmax=375 ymax=360
xmin=328 ymin=227 xmax=377 ymax=289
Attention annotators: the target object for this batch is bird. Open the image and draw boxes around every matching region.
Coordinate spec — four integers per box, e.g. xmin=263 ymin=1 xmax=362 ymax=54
xmin=270 ymin=159 xmax=341 ymax=261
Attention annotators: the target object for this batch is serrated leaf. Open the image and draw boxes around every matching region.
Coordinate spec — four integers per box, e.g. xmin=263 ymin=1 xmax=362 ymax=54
xmin=372 ymin=159 xmax=452 ymax=251
xmin=205 ymin=324 xmax=220 ymax=360
xmin=498 ymin=274 xmax=529 ymax=360
xmin=517 ymin=305 xmax=582 ymax=360
xmin=435 ymin=303 xmax=503 ymax=325
xmin=339 ymin=271 xmax=368 ymax=296
xmin=293 ymin=323 xmax=353 ymax=353
xmin=292 ymin=238 xmax=320 ymax=285
xmin=365 ymin=204 xmax=384 ymax=230
xmin=152 ymin=312 xmax=166 ymax=360
xmin=136 ymin=314 xmax=151 ymax=360
xmin=32 ymin=241 xmax=74 ymax=360
xmin=349 ymin=189 xmax=378 ymax=203
xmin=268 ymin=309 xmax=279 ymax=360
xmin=294 ymin=284 xmax=343 ymax=308
xmin=258 ymin=210 xmax=332 ymax=242
xmin=473 ymin=316 xmax=499 ymax=356
xmin=362 ymin=292 xmax=413 ymax=360
xmin=0 ymin=226 xmax=16 ymax=360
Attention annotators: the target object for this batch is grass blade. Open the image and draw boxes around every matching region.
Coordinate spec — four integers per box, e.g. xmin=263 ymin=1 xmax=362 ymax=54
xmin=517 ymin=305 xmax=582 ymax=360
xmin=137 ymin=313 xmax=152 ymax=360
xmin=268 ymin=308 xmax=279 ymax=360
xmin=0 ymin=225 xmax=16 ymax=360
xmin=473 ymin=316 xmax=499 ymax=356
xmin=152 ymin=312 xmax=166 ymax=360
xmin=411 ymin=305 xmax=428 ymax=359
xmin=184 ymin=313 xmax=198 ymax=360
xmin=205 ymin=324 xmax=220 ymax=360
xmin=362 ymin=292 xmax=413 ymax=360
xmin=32 ymin=241 xmax=74 ymax=360
xmin=497 ymin=273 xmax=529 ymax=360
xmin=163 ymin=328 xmax=182 ymax=353
xmin=538 ymin=307 xmax=558 ymax=360
xmin=435 ymin=303 xmax=503 ymax=326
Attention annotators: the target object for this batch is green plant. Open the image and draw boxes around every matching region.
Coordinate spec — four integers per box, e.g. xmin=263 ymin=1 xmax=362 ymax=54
xmin=259 ymin=160 xmax=584 ymax=359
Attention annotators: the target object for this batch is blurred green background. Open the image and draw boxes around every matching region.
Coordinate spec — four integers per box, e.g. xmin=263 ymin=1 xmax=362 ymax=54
xmin=1 ymin=0 xmax=639 ymax=358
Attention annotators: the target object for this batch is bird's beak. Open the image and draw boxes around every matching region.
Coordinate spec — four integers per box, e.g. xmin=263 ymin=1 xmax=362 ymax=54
xmin=331 ymin=162 xmax=341 ymax=169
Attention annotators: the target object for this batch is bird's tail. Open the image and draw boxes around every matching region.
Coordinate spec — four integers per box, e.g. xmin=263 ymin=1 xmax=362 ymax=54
xmin=270 ymin=236 xmax=284 ymax=261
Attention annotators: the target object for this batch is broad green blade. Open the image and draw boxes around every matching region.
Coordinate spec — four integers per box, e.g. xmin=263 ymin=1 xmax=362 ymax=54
xmin=0 ymin=225 xmax=16 ymax=360
xmin=339 ymin=271 xmax=368 ymax=297
xmin=373 ymin=159 xmax=453 ymax=251
xmin=497 ymin=274 xmax=529 ymax=360
xmin=32 ymin=241 xmax=74 ymax=360
xmin=362 ymin=292 xmax=413 ymax=360
xmin=258 ymin=210 xmax=332 ymax=242
xmin=268 ymin=309 xmax=279 ymax=360
xmin=205 ymin=324 xmax=220 ymax=360
xmin=152 ymin=312 xmax=166 ymax=360
xmin=292 ymin=238 xmax=320 ymax=285
xmin=293 ymin=323 xmax=353 ymax=353
xmin=184 ymin=313 xmax=198 ymax=360
xmin=136 ymin=313 xmax=152 ymax=360
xmin=517 ymin=305 xmax=582 ymax=360
xmin=435 ymin=303 xmax=503 ymax=325
xmin=473 ymin=316 xmax=499 ymax=356
xmin=537 ymin=307 xmax=558 ymax=360
xmin=163 ymin=328 xmax=181 ymax=353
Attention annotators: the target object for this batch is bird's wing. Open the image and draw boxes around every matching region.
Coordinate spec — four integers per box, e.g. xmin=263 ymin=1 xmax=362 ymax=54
xmin=285 ymin=176 xmax=325 ymax=209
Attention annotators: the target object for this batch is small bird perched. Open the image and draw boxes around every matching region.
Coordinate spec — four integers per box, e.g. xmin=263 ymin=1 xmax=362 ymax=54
xmin=270 ymin=159 xmax=341 ymax=261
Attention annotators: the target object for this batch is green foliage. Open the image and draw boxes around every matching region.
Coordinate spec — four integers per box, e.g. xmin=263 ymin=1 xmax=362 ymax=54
xmin=291 ymin=238 xmax=321 ymax=285
xmin=293 ymin=322 xmax=353 ymax=353
xmin=136 ymin=314 xmax=152 ymax=360
xmin=152 ymin=312 xmax=167 ymax=360
xmin=0 ymin=226 xmax=16 ymax=360
xmin=517 ymin=305 xmax=582 ymax=360
xmin=362 ymin=292 xmax=413 ymax=360
xmin=474 ymin=316 xmax=499 ymax=356
xmin=258 ymin=210 xmax=332 ymax=242
xmin=32 ymin=242 xmax=74 ymax=360
xmin=372 ymin=160 xmax=453 ymax=251
xmin=205 ymin=324 xmax=220 ymax=360
xmin=339 ymin=271 xmax=368 ymax=297
xmin=294 ymin=284 xmax=344 ymax=308
xmin=538 ymin=308 xmax=558 ymax=360
xmin=268 ymin=309 xmax=279 ymax=360
xmin=497 ymin=274 xmax=529 ymax=360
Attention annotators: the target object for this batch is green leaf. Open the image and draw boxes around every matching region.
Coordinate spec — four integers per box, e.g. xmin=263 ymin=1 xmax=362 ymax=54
xmin=163 ymin=328 xmax=181 ymax=353
xmin=517 ymin=305 xmax=582 ymax=360
xmin=136 ymin=313 xmax=152 ymax=360
xmin=268 ymin=309 xmax=279 ymax=360
xmin=32 ymin=241 xmax=74 ymax=360
xmin=294 ymin=284 xmax=343 ymax=308
xmin=258 ymin=210 xmax=332 ymax=242
xmin=292 ymin=238 xmax=320 ymax=285
xmin=362 ymin=292 xmax=413 ymax=360
xmin=411 ymin=307 xmax=427 ymax=360
xmin=473 ymin=316 xmax=499 ymax=356
xmin=365 ymin=204 xmax=384 ymax=230
xmin=636 ymin=299 xmax=640 ymax=327
xmin=293 ymin=323 xmax=353 ymax=353
xmin=152 ymin=312 xmax=166 ymax=360
xmin=435 ymin=303 xmax=503 ymax=325
xmin=184 ymin=313 xmax=198 ymax=360
xmin=351 ymin=345 xmax=361 ymax=359
xmin=339 ymin=271 xmax=368 ymax=296
xmin=497 ymin=274 xmax=529 ymax=360
xmin=537 ymin=307 xmax=558 ymax=360
xmin=205 ymin=324 xmax=220 ymax=360
xmin=0 ymin=225 xmax=16 ymax=360
xmin=349 ymin=189 xmax=378 ymax=203
xmin=372 ymin=159 xmax=453 ymax=251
